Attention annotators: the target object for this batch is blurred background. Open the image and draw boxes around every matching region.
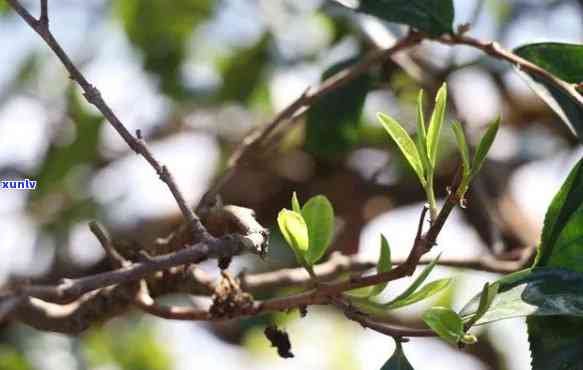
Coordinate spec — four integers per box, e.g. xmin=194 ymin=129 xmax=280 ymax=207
xmin=0 ymin=0 xmax=582 ymax=369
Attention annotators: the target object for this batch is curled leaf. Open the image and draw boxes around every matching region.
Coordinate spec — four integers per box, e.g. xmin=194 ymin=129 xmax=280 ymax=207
xmin=277 ymin=209 xmax=309 ymax=263
xmin=423 ymin=307 xmax=464 ymax=345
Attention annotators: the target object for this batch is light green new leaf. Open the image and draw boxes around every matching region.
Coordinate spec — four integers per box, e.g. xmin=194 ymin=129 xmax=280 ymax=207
xmin=277 ymin=209 xmax=309 ymax=262
xmin=380 ymin=341 xmax=415 ymax=370
xmin=291 ymin=192 xmax=301 ymax=213
xmin=370 ymin=234 xmax=393 ymax=297
xmin=463 ymin=282 xmax=499 ymax=329
xmin=415 ymin=90 xmax=431 ymax=176
xmin=426 ymin=84 xmax=447 ymax=167
xmin=384 ymin=278 xmax=451 ymax=310
xmin=387 ymin=255 xmax=441 ymax=304
xmin=450 ymin=121 xmax=471 ymax=179
xmin=378 ymin=112 xmax=426 ymax=186
xmin=423 ymin=307 xmax=464 ymax=345
xmin=302 ymin=195 xmax=335 ymax=265
xmin=470 ymin=116 xmax=500 ymax=179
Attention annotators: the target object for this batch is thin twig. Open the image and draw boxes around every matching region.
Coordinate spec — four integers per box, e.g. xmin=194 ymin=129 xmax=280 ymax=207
xmin=198 ymin=31 xmax=424 ymax=209
xmin=134 ymin=280 xmax=209 ymax=320
xmin=335 ymin=298 xmax=436 ymax=338
xmin=88 ymin=221 xmax=127 ymax=268
xmin=5 ymin=0 xmax=207 ymax=239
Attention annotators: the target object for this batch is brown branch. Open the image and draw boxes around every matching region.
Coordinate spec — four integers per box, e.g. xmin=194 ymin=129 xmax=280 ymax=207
xmin=434 ymin=33 xmax=583 ymax=108
xmin=88 ymin=221 xmax=127 ymax=268
xmin=335 ymin=298 xmax=436 ymax=338
xmin=5 ymin=0 xmax=207 ymax=239
xmin=198 ymin=30 xmax=424 ymax=210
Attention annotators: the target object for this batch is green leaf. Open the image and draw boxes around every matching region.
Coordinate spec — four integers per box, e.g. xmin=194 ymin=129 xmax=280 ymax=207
xmin=344 ymin=0 xmax=455 ymax=37
xmin=450 ymin=121 xmax=471 ymax=179
xmin=218 ymin=34 xmax=270 ymax=103
xmin=423 ymin=307 xmax=465 ymax=345
xmin=277 ymin=209 xmax=309 ymax=262
xmin=302 ymin=195 xmax=335 ymax=265
xmin=415 ymin=90 xmax=431 ymax=176
xmin=536 ymin=157 xmax=583 ymax=271
xmin=386 ymin=255 xmax=441 ymax=304
xmin=528 ymin=316 xmax=583 ymax=370
xmin=528 ymin=156 xmax=583 ymax=370
xmin=384 ymin=278 xmax=451 ymax=310
xmin=291 ymin=192 xmax=301 ymax=214
xmin=378 ymin=112 xmax=426 ymax=186
xmin=460 ymin=268 xmax=583 ymax=326
xmin=426 ymin=84 xmax=447 ymax=167
xmin=380 ymin=341 xmax=415 ymax=370
xmin=305 ymin=57 xmax=371 ymax=158
xmin=464 ymin=283 xmax=498 ymax=329
xmin=514 ymin=43 xmax=583 ymax=141
xmin=470 ymin=116 xmax=500 ymax=179
xmin=370 ymin=234 xmax=392 ymax=297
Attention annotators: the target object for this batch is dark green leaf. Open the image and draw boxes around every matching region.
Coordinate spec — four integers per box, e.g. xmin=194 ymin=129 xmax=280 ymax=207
xmin=344 ymin=0 xmax=455 ymax=37
xmin=460 ymin=268 xmax=583 ymax=325
xmin=378 ymin=112 xmax=426 ymax=186
xmin=305 ymin=58 xmax=371 ymax=158
xmin=370 ymin=234 xmax=392 ymax=297
xmin=426 ymin=84 xmax=448 ymax=167
xmin=527 ymin=156 xmax=583 ymax=369
xmin=380 ymin=341 xmax=415 ymax=370
xmin=528 ymin=316 xmax=583 ymax=370
xmin=423 ymin=307 xmax=464 ymax=345
xmin=470 ymin=116 xmax=500 ymax=179
xmin=218 ymin=35 xmax=270 ymax=103
xmin=536 ymin=157 xmax=583 ymax=271
xmin=302 ymin=195 xmax=335 ymax=265
xmin=384 ymin=278 xmax=451 ymax=309
xmin=514 ymin=43 xmax=583 ymax=141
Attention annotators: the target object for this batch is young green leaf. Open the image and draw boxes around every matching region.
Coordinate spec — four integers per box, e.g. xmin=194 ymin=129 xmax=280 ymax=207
xmin=383 ymin=278 xmax=451 ymax=310
xmin=291 ymin=192 xmax=301 ymax=213
xmin=415 ymin=90 xmax=431 ymax=176
xmin=277 ymin=209 xmax=309 ymax=262
xmin=370 ymin=234 xmax=392 ymax=297
xmin=302 ymin=195 xmax=335 ymax=265
xmin=380 ymin=341 xmax=415 ymax=370
xmin=386 ymin=255 xmax=441 ymax=305
xmin=450 ymin=121 xmax=471 ymax=179
xmin=470 ymin=116 xmax=500 ymax=179
xmin=426 ymin=84 xmax=447 ymax=167
xmin=423 ymin=307 xmax=465 ymax=345
xmin=464 ymin=282 xmax=499 ymax=329
xmin=377 ymin=112 xmax=426 ymax=186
